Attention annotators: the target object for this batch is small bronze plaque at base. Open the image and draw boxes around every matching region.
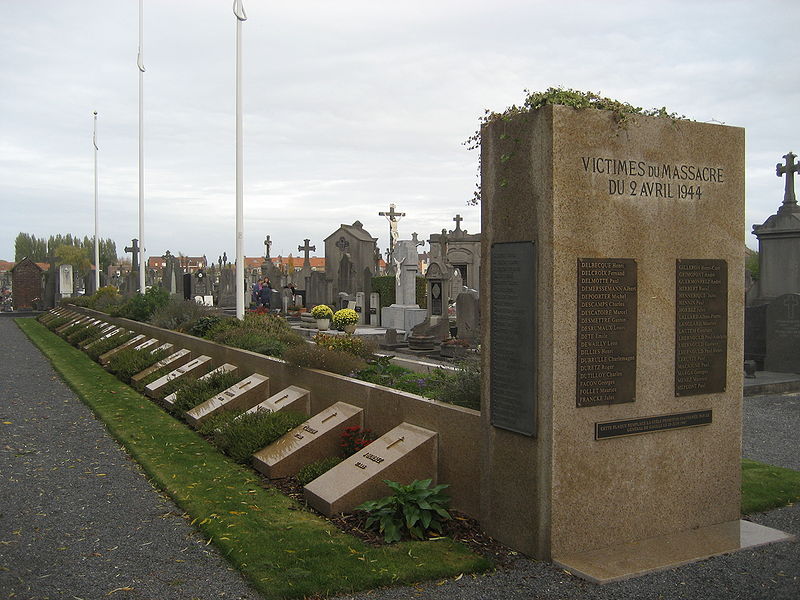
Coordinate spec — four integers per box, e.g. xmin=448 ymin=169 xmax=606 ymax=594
xmin=595 ymin=410 xmax=712 ymax=440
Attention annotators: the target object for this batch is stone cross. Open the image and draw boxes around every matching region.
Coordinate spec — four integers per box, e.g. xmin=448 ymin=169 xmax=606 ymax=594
xmin=411 ymin=232 xmax=424 ymax=247
xmin=785 ymin=295 xmax=799 ymax=320
xmin=163 ymin=250 xmax=174 ymax=268
xmin=298 ymin=239 xmax=315 ymax=267
xmin=776 ymin=151 xmax=800 ymax=208
xmin=264 ymin=235 xmax=272 ymax=259
xmin=124 ymin=238 xmax=140 ymax=271
xmin=453 ymin=214 xmax=463 ymax=231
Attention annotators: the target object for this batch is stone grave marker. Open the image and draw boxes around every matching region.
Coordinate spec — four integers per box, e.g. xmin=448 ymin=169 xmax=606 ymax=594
xmin=145 ymin=355 xmax=212 ymax=399
xmin=252 ymin=401 xmax=363 ymax=479
xmin=369 ymin=291 xmax=380 ymax=326
xmin=163 ymin=363 xmax=239 ymax=411
xmin=99 ymin=334 xmax=146 ymax=365
xmin=355 ymin=292 xmax=366 ymax=324
xmin=456 ymin=290 xmax=480 ymax=344
xmin=131 ymin=348 xmax=192 ymax=386
xmin=55 ymin=315 xmax=87 ymax=334
xmin=132 ymin=338 xmax=160 ymax=352
xmin=58 ymin=264 xmax=74 ymax=298
xmin=184 ymin=373 xmax=270 ymax=427
xmin=764 ymin=293 xmax=800 ymax=372
xmin=304 ymin=422 xmax=437 ymax=516
xmin=78 ymin=323 xmax=118 ymax=348
xmin=242 ymin=385 xmax=310 ymax=416
xmin=83 ymin=327 xmax=126 ymax=351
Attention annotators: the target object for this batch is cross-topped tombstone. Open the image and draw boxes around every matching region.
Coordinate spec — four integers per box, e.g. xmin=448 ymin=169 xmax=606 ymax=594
xmin=298 ymin=238 xmax=315 ymax=267
xmin=124 ymin=238 xmax=140 ymax=271
xmin=411 ymin=232 xmax=424 ymax=247
xmin=264 ymin=235 xmax=272 ymax=259
xmin=776 ymin=151 xmax=800 ymax=213
xmin=452 ymin=214 xmax=464 ymax=231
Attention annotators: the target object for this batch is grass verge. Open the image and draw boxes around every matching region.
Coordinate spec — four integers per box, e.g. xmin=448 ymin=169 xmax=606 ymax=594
xmin=741 ymin=458 xmax=800 ymax=515
xmin=18 ymin=318 xmax=490 ymax=599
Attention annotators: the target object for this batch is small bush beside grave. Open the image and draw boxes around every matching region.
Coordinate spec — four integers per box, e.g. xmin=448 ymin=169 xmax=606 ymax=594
xmin=169 ymin=369 xmax=242 ymax=416
xmin=148 ymin=296 xmax=219 ymax=332
xmin=203 ymin=313 xmax=305 ymax=358
xmin=107 ymin=346 xmax=171 ymax=384
xmin=357 ymin=479 xmax=452 ymax=543
xmin=86 ymin=330 xmax=135 ymax=361
xmin=283 ymin=343 xmax=367 ymax=375
xmin=213 ymin=410 xmax=307 ymax=463
xmin=313 ymin=332 xmax=375 ymax=359
xmin=66 ymin=323 xmax=103 ymax=345
xmin=297 ymin=456 xmax=343 ymax=486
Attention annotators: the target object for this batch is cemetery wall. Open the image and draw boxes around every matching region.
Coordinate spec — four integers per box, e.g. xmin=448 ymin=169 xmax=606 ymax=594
xmin=70 ymin=306 xmax=481 ymax=516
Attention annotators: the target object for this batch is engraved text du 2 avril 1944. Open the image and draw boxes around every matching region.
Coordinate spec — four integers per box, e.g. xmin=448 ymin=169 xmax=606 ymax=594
xmin=581 ymin=156 xmax=725 ymax=200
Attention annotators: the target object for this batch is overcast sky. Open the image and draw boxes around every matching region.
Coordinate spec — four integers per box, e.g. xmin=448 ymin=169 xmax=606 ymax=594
xmin=1 ymin=0 xmax=798 ymax=263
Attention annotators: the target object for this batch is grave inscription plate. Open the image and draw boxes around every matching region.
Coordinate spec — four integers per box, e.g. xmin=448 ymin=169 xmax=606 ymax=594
xmin=576 ymin=258 xmax=637 ymax=407
xmin=675 ymin=259 xmax=727 ymax=396
xmin=490 ymin=241 xmax=536 ymax=436
xmin=595 ymin=409 xmax=712 ymax=440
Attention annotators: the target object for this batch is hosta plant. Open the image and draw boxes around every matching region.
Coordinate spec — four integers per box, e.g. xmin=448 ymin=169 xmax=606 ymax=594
xmin=357 ymin=479 xmax=451 ymax=543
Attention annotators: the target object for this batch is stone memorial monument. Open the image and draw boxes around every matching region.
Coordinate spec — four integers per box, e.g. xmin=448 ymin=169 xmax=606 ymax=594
xmin=381 ymin=239 xmax=427 ymax=332
xmin=479 ymin=102 xmax=789 ymax=581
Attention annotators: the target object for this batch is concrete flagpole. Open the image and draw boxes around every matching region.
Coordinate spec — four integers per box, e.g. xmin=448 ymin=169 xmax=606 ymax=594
xmin=234 ymin=0 xmax=247 ymax=319
xmin=137 ymin=0 xmax=146 ymax=293
xmin=93 ymin=111 xmax=100 ymax=291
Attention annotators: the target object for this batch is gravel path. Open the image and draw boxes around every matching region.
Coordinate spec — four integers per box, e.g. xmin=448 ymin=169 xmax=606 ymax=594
xmin=1 ymin=316 xmax=798 ymax=600
xmin=0 ymin=317 xmax=263 ymax=600
xmin=743 ymin=391 xmax=800 ymax=471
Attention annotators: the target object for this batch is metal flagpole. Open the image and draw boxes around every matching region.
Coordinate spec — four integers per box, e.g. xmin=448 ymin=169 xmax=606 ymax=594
xmin=234 ymin=0 xmax=247 ymax=319
xmin=93 ymin=111 xmax=100 ymax=291
xmin=137 ymin=0 xmax=146 ymax=294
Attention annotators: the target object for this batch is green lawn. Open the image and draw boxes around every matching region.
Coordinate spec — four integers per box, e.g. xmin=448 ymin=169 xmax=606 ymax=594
xmin=741 ymin=458 xmax=800 ymax=515
xmin=18 ymin=318 xmax=489 ymax=600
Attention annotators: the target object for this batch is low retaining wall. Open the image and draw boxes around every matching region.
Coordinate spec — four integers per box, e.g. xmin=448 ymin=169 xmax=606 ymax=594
xmin=71 ymin=307 xmax=482 ymax=517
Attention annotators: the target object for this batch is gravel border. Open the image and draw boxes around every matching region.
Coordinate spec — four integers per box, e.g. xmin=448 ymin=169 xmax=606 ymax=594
xmin=2 ymin=317 xmax=797 ymax=600
xmin=0 ymin=317 xmax=264 ymax=600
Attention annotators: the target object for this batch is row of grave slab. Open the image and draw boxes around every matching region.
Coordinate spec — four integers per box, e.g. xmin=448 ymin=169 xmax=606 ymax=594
xmin=40 ymin=307 xmax=482 ymax=517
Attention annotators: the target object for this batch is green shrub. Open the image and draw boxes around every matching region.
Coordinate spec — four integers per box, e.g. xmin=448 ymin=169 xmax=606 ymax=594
xmin=67 ymin=325 xmax=103 ymax=345
xmin=61 ymin=320 xmax=91 ymax=339
xmin=211 ymin=328 xmax=290 ymax=357
xmin=283 ymin=343 xmax=366 ymax=376
xmin=297 ymin=456 xmax=343 ymax=486
xmin=195 ymin=410 xmax=243 ymax=436
xmin=107 ymin=346 xmax=171 ymax=384
xmin=86 ymin=331 xmax=135 ymax=361
xmin=149 ymin=297 xmax=219 ymax=332
xmin=205 ymin=313 xmax=305 ymax=358
xmin=431 ymin=360 xmax=481 ymax=410
xmin=45 ymin=316 xmax=72 ymax=330
xmin=114 ymin=286 xmax=170 ymax=322
xmin=213 ymin=410 xmax=307 ymax=463
xmin=357 ymin=479 xmax=451 ymax=543
xmin=313 ymin=333 xmax=375 ymax=359
xmin=190 ymin=314 xmax=226 ymax=338
xmin=169 ymin=369 xmax=241 ymax=416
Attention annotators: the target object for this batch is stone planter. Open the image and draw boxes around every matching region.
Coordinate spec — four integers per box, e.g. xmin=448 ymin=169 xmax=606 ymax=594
xmin=440 ymin=344 xmax=467 ymax=359
xmin=316 ymin=318 xmax=331 ymax=331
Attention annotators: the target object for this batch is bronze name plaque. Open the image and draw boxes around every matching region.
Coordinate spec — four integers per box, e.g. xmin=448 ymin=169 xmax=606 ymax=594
xmin=576 ymin=258 xmax=637 ymax=407
xmin=675 ymin=259 xmax=728 ymax=396
xmin=596 ymin=409 xmax=712 ymax=440
xmin=490 ymin=242 xmax=536 ymax=437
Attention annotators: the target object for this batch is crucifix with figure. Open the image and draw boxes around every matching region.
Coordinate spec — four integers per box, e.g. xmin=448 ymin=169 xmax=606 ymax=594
xmin=777 ymin=151 xmax=800 ymax=211
xmin=379 ymin=203 xmax=405 ymax=264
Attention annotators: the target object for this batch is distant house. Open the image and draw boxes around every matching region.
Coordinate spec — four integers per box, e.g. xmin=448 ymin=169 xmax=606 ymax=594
xmin=147 ymin=255 xmax=208 ymax=273
xmin=245 ymin=255 xmax=326 ymax=273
